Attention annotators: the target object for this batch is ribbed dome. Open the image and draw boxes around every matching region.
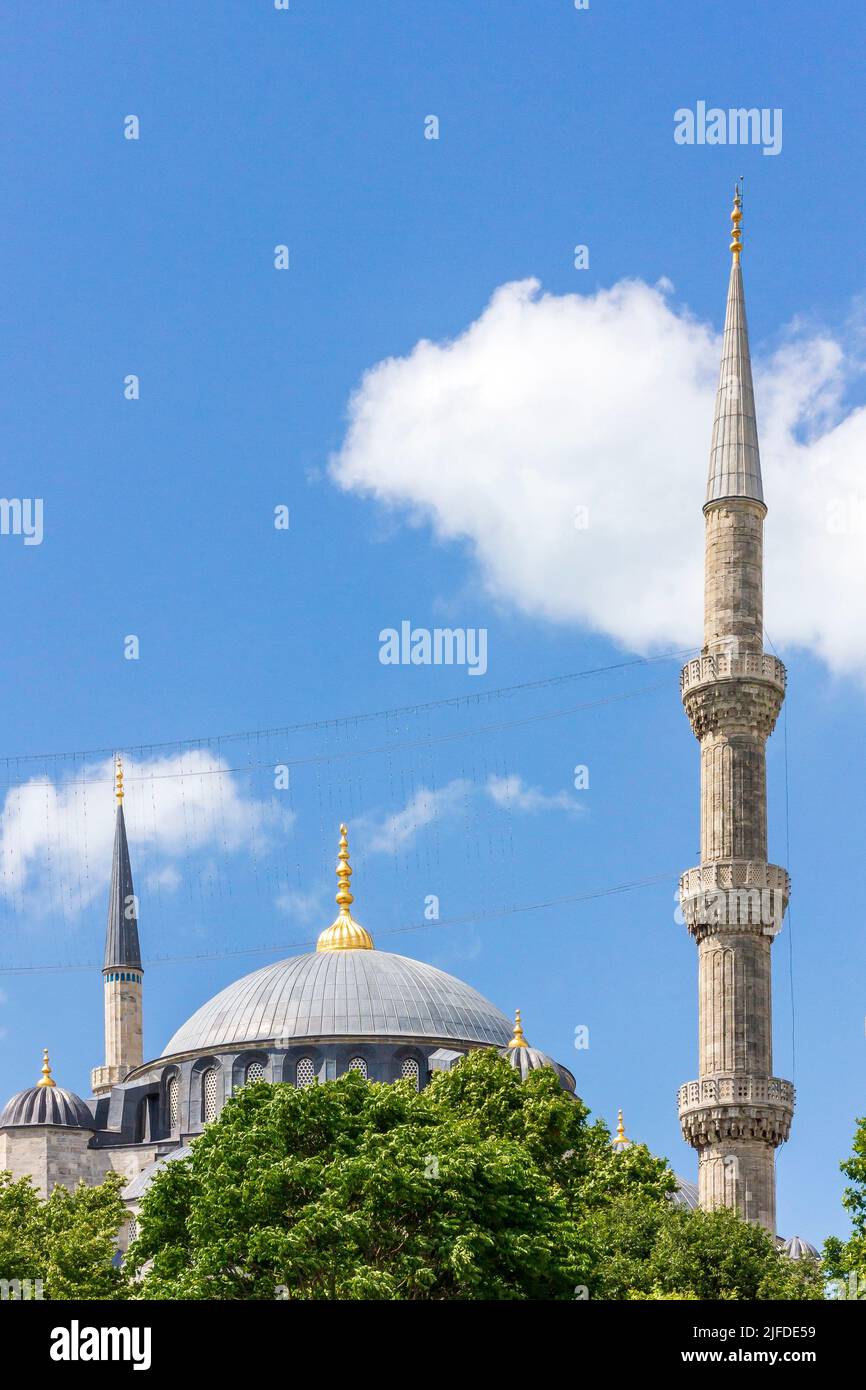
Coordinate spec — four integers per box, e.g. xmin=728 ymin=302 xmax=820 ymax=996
xmin=0 ymin=1085 xmax=95 ymax=1130
xmin=160 ymin=949 xmax=513 ymax=1057
xmin=780 ymin=1235 xmax=819 ymax=1261
xmin=499 ymin=1042 xmax=575 ymax=1092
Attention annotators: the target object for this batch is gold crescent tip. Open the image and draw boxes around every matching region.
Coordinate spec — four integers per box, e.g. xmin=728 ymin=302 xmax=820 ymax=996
xmin=507 ymin=1008 xmax=528 ymax=1049
xmin=36 ymin=1047 xmax=56 ymax=1088
xmin=729 ymin=182 xmax=744 ymax=260
xmin=316 ymin=823 xmax=374 ymax=952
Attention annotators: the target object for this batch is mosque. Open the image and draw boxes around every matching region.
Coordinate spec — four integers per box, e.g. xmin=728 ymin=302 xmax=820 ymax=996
xmin=0 ymin=190 xmax=815 ymax=1263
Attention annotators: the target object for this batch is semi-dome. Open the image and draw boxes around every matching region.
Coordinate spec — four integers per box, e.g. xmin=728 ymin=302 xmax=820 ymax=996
xmin=161 ymin=948 xmax=514 ymax=1057
xmin=498 ymin=1009 xmax=575 ymax=1092
xmin=0 ymin=1050 xmax=95 ymax=1131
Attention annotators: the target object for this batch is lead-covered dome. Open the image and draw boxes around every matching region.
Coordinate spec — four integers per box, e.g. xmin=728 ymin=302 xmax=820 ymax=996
xmin=161 ymin=949 xmax=514 ymax=1057
xmin=0 ymin=1051 xmax=94 ymax=1130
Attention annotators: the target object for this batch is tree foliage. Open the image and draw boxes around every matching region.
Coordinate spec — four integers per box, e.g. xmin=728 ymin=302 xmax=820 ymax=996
xmin=0 ymin=1170 xmax=128 ymax=1300
xmin=129 ymin=1051 xmax=819 ymax=1301
xmin=823 ymin=1114 xmax=866 ymax=1297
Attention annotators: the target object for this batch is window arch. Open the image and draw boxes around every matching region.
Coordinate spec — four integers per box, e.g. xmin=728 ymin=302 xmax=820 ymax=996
xmin=202 ymin=1067 xmax=219 ymax=1123
xmin=166 ymin=1074 xmax=179 ymax=1131
xmin=244 ymin=1059 xmax=266 ymax=1085
xmin=296 ymin=1057 xmax=315 ymax=1088
xmin=401 ymin=1057 xmax=420 ymax=1090
xmin=347 ymin=1056 xmax=368 ymax=1080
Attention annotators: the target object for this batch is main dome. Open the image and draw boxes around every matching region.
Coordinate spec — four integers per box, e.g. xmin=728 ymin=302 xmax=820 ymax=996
xmin=161 ymin=949 xmax=514 ymax=1057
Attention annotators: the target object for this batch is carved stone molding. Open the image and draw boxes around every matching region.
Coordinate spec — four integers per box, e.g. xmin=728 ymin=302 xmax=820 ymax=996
xmin=678 ymin=1075 xmax=795 ymax=1148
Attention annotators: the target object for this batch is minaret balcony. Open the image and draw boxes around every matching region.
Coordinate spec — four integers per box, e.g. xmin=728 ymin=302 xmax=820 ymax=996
xmin=679 ymin=860 xmax=789 ymax=939
xmin=678 ymin=1074 xmax=795 ymax=1148
xmin=681 ymin=652 xmax=786 ymax=740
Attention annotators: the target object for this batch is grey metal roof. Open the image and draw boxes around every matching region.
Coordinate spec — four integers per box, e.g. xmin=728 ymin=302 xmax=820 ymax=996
xmin=0 ymin=1085 xmax=95 ymax=1130
xmin=705 ymin=259 xmax=764 ymax=509
xmin=780 ymin=1235 xmax=819 ymax=1261
xmin=499 ymin=1043 xmax=575 ymax=1093
xmin=124 ymin=1144 xmax=193 ymax=1202
xmin=670 ymin=1176 xmax=700 ymax=1211
xmin=161 ymin=950 xmax=514 ymax=1057
xmin=104 ymin=804 xmax=142 ymax=971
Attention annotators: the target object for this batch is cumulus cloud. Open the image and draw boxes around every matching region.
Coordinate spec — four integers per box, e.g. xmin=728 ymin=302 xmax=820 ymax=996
xmin=367 ymin=773 xmax=580 ymax=852
xmin=368 ymin=781 xmax=470 ymax=851
xmin=0 ymin=750 xmax=291 ymax=916
xmin=330 ymin=277 xmax=866 ymax=677
xmin=275 ymin=887 xmax=325 ymax=924
xmin=486 ymin=774 xmax=582 ymax=816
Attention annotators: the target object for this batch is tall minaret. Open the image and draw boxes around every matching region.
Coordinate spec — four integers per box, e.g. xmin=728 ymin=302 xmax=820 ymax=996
xmin=677 ymin=187 xmax=794 ymax=1234
xmin=91 ymin=756 xmax=144 ymax=1095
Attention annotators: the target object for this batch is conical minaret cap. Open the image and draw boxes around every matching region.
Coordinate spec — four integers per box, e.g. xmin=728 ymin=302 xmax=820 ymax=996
xmin=705 ymin=183 xmax=765 ymax=511
xmin=103 ymin=755 xmax=142 ymax=972
xmin=316 ymin=825 xmax=374 ymax=952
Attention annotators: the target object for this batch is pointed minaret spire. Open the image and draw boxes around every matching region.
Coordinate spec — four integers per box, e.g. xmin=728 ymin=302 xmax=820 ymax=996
xmin=678 ymin=189 xmax=793 ymax=1235
xmin=92 ymin=756 xmax=144 ymax=1095
xmin=705 ymin=181 xmax=764 ymax=510
xmin=103 ymin=755 xmax=142 ymax=972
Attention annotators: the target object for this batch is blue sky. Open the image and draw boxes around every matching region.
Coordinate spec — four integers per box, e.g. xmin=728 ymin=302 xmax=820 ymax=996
xmin=2 ymin=0 xmax=866 ymax=1246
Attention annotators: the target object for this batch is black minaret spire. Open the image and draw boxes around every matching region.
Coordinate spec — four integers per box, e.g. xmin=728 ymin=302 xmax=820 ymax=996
xmin=91 ymin=756 xmax=144 ymax=1095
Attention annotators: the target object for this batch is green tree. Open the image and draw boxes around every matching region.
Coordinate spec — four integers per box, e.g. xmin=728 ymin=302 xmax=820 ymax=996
xmin=0 ymin=1170 xmax=129 ymax=1300
xmin=824 ymin=1115 xmax=866 ymax=1297
xmin=132 ymin=1053 xmax=596 ymax=1299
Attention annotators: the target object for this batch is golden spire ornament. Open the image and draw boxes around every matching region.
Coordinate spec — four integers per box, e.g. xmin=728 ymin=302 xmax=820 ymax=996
xmin=316 ymin=824 xmax=374 ymax=952
xmin=729 ymin=178 xmax=744 ymax=260
xmin=36 ymin=1048 xmax=56 ymax=1088
xmin=115 ymin=754 xmax=124 ymax=805
xmin=507 ymin=1008 xmax=528 ymax=1049
xmin=612 ymin=1108 xmax=631 ymax=1149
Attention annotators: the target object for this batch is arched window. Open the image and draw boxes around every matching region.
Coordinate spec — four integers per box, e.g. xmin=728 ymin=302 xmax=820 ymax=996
xmin=202 ymin=1068 xmax=219 ymax=1123
xmin=167 ymin=1075 xmax=179 ymax=1131
xmin=296 ymin=1057 xmax=315 ymax=1089
xmin=401 ymin=1057 xmax=420 ymax=1090
xmin=127 ymin=1216 xmax=137 ymax=1244
xmin=245 ymin=1059 xmax=266 ymax=1085
xmin=348 ymin=1056 xmax=368 ymax=1079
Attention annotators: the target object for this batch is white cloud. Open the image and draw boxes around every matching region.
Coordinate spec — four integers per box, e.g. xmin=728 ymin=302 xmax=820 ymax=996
xmin=145 ymin=864 xmax=182 ymax=892
xmin=330 ymin=276 xmax=866 ymax=678
xmin=486 ymin=774 xmax=582 ymax=815
xmin=368 ymin=781 xmax=470 ymax=851
xmin=0 ymin=750 xmax=291 ymax=917
xmin=367 ymin=773 xmax=580 ymax=853
xmin=275 ymin=887 xmax=324 ymax=924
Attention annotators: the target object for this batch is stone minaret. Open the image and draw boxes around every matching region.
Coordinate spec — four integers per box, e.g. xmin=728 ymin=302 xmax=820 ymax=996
xmin=91 ymin=756 xmax=144 ymax=1095
xmin=677 ymin=187 xmax=794 ymax=1234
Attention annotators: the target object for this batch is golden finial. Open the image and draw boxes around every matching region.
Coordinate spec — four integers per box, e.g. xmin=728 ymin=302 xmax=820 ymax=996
xmin=36 ymin=1048 xmax=56 ymax=1089
xmin=507 ymin=1008 xmax=528 ymax=1049
xmin=316 ymin=824 xmax=374 ymax=952
xmin=612 ymin=1108 xmax=631 ymax=1149
xmin=115 ymin=754 xmax=124 ymax=805
xmin=729 ymin=178 xmax=744 ymax=260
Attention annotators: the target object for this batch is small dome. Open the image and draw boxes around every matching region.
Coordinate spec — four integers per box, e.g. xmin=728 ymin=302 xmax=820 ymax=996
xmin=497 ymin=1011 xmax=575 ymax=1092
xmin=780 ymin=1235 xmax=819 ymax=1261
xmin=0 ymin=1050 xmax=94 ymax=1130
xmin=670 ymin=1176 xmax=700 ymax=1211
xmin=1 ymin=1085 xmax=95 ymax=1130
